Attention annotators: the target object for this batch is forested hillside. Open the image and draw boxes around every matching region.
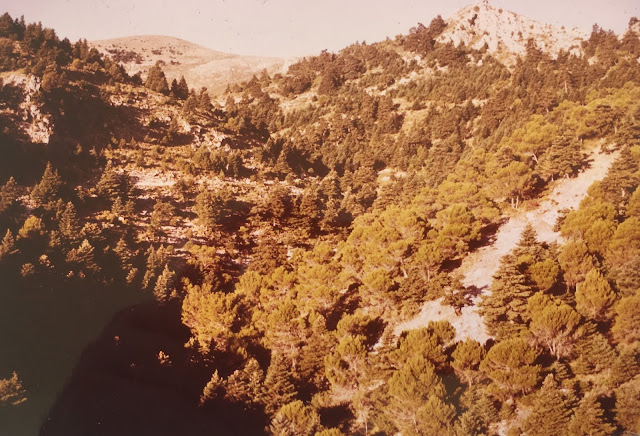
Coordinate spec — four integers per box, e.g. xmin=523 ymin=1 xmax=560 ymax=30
xmin=0 ymin=5 xmax=640 ymax=435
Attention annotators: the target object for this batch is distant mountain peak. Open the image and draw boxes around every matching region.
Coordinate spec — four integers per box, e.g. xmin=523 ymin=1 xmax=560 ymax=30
xmin=91 ymin=35 xmax=285 ymax=95
xmin=438 ymin=2 xmax=587 ymax=62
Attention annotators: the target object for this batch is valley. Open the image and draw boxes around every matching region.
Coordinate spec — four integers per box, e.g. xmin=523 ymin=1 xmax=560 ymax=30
xmin=0 ymin=2 xmax=639 ymax=435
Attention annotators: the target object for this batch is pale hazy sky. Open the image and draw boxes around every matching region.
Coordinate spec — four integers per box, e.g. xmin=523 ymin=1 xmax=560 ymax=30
xmin=0 ymin=0 xmax=638 ymax=58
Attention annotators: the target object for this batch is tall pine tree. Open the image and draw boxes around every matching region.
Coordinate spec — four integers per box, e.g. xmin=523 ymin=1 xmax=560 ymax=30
xmin=479 ymin=253 xmax=533 ymax=339
xmin=522 ymin=375 xmax=575 ymax=436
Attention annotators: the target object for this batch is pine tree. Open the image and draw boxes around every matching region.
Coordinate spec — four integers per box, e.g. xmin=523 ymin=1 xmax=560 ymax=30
xmin=527 ymin=292 xmax=583 ymax=359
xmin=58 ymin=201 xmax=80 ymax=244
xmin=414 ymin=395 xmax=456 ymax=436
xmin=609 ymin=346 xmax=640 ymax=388
xmin=612 ymin=292 xmax=640 ymax=346
xmin=17 ymin=215 xmax=45 ymax=241
xmin=263 ymin=352 xmax=297 ymax=415
xmin=195 ymin=187 xmax=233 ymax=231
xmin=96 ymin=161 xmax=129 ymax=201
xmin=149 ymin=200 xmax=175 ymax=235
xmin=181 ymin=281 xmax=242 ymax=353
xmin=480 ymin=337 xmax=541 ymax=400
xmin=453 ymin=411 xmax=485 ymax=436
xmin=31 ymin=162 xmax=62 ymax=206
xmin=113 ymin=237 xmax=132 ymax=267
xmin=575 ymin=269 xmax=616 ymax=322
xmin=182 ymin=95 xmax=198 ymax=116
xmin=522 ymin=375 xmax=575 ymax=436
xmin=452 ymin=339 xmax=486 ymax=385
xmin=512 ymin=223 xmax=542 ymax=261
xmin=479 ymin=254 xmax=533 ymax=339
xmin=536 ymin=135 xmax=582 ymax=182
xmin=386 ymin=355 xmax=447 ymax=434
xmin=169 ymin=78 xmax=179 ymax=97
xmin=325 ymin=334 xmax=368 ymax=395
xmin=145 ymin=62 xmax=169 ymax=94
xmin=198 ymin=88 xmax=211 ymax=111
xmin=394 ymin=326 xmax=449 ymax=370
xmin=615 ymin=377 xmax=640 ymax=433
xmin=66 ymin=239 xmax=99 ymax=278
xmin=607 ymin=217 xmax=640 ymax=297
xmin=199 ymin=370 xmax=223 ymax=405
xmin=177 ymin=76 xmax=189 ymax=99
xmin=0 ymin=371 xmax=26 ymax=405
xmin=443 ymin=275 xmax=470 ymax=315
xmin=0 ymin=176 xmax=19 ymax=214
xmin=153 ymin=265 xmax=175 ymax=304
xmin=0 ymin=229 xmax=15 ymax=259
xmin=492 ymin=161 xmax=533 ymax=209
xmin=224 ymin=358 xmax=264 ymax=408
xmin=571 ymin=332 xmax=616 ymax=376
xmin=141 ymin=245 xmax=167 ymax=289
xmin=269 ymin=400 xmax=320 ymax=436
xmin=568 ymin=394 xmax=616 ymax=436
xmin=558 ymin=239 xmax=598 ymax=288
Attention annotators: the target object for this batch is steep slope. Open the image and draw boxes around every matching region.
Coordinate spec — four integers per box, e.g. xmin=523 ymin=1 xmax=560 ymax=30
xmin=3 ymin=7 xmax=640 ymax=436
xmin=91 ymin=35 xmax=286 ymax=95
xmin=394 ymin=145 xmax=620 ymax=342
xmin=439 ymin=0 xmax=586 ymax=64
xmin=0 ymin=72 xmax=51 ymax=144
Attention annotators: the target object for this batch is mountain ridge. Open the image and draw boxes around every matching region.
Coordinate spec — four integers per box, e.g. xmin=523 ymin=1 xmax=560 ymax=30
xmin=91 ymin=35 xmax=286 ymax=95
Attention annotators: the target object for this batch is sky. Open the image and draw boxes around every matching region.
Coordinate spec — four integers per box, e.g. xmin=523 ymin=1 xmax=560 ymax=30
xmin=0 ymin=0 xmax=638 ymax=58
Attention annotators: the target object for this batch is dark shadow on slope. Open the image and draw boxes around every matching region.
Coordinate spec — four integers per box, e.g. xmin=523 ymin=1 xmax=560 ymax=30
xmin=319 ymin=404 xmax=354 ymax=434
xmin=39 ymin=302 xmax=264 ymax=436
xmin=471 ymin=218 xmax=507 ymax=250
xmin=0 ymin=278 xmax=149 ymax=436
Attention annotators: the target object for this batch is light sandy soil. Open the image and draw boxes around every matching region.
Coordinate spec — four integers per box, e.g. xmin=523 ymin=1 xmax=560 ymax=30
xmin=394 ymin=145 xmax=620 ymax=342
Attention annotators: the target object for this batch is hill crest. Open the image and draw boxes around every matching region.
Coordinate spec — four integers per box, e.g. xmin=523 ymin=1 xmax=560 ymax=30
xmin=439 ymin=1 xmax=587 ymax=63
xmin=91 ymin=35 xmax=286 ymax=95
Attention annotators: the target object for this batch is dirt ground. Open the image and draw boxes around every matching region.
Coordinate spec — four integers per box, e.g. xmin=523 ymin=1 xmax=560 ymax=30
xmin=394 ymin=146 xmax=620 ymax=342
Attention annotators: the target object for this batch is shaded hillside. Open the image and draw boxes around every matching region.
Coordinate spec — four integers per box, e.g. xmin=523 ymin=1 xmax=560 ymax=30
xmin=40 ymin=303 xmax=263 ymax=436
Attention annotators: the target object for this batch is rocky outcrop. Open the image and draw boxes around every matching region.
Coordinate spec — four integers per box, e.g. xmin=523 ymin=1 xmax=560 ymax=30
xmin=4 ymin=73 xmax=52 ymax=144
xmin=439 ymin=0 xmax=587 ymax=64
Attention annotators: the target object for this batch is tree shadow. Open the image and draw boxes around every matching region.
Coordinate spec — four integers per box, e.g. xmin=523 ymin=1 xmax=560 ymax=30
xmin=471 ymin=218 xmax=507 ymax=251
xmin=465 ymin=284 xmax=488 ymax=299
xmin=39 ymin=302 xmax=264 ymax=436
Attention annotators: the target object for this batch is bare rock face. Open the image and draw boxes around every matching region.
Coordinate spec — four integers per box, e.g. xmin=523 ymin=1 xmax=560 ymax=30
xmin=438 ymin=0 xmax=587 ymax=64
xmin=5 ymin=73 xmax=52 ymax=144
